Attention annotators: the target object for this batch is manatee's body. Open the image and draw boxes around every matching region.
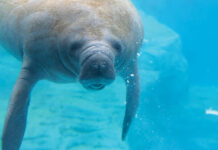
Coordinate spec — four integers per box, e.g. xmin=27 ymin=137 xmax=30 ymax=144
xmin=0 ymin=0 xmax=144 ymax=149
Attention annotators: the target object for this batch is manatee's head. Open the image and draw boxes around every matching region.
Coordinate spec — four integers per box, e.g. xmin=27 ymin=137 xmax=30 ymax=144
xmin=79 ymin=41 xmax=118 ymax=90
xmin=58 ymin=26 xmax=124 ymax=87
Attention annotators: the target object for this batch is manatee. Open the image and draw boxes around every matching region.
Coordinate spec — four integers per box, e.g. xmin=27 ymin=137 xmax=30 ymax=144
xmin=0 ymin=0 xmax=144 ymax=149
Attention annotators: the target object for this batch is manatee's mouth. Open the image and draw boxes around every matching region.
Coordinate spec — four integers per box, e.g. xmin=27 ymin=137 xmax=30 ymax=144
xmin=80 ymin=78 xmax=112 ymax=91
xmin=88 ymin=84 xmax=105 ymax=90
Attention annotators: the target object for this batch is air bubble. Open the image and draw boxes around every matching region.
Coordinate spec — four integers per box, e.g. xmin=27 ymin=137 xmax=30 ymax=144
xmin=137 ymin=52 xmax=141 ymax=57
xmin=135 ymin=114 xmax=138 ymax=118
xmin=130 ymin=74 xmax=135 ymax=77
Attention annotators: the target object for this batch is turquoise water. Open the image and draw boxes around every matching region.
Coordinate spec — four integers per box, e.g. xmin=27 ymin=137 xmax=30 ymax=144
xmin=1 ymin=0 xmax=218 ymax=150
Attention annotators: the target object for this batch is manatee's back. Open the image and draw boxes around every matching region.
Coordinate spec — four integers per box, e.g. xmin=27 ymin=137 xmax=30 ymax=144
xmin=0 ymin=0 xmax=12 ymax=19
xmin=0 ymin=0 xmax=53 ymax=59
xmin=0 ymin=0 xmax=24 ymax=59
xmin=0 ymin=1 xmax=12 ymax=34
xmin=0 ymin=0 xmax=144 ymax=61
xmin=0 ymin=0 xmax=54 ymax=59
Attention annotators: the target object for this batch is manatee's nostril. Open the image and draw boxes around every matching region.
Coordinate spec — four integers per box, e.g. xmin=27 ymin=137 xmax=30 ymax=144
xmin=91 ymin=60 xmax=108 ymax=71
xmin=92 ymin=62 xmax=99 ymax=69
xmin=79 ymin=52 xmax=116 ymax=87
xmin=101 ymin=61 xmax=107 ymax=68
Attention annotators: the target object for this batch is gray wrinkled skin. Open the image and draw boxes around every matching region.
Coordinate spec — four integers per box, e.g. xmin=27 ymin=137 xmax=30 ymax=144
xmin=0 ymin=0 xmax=144 ymax=149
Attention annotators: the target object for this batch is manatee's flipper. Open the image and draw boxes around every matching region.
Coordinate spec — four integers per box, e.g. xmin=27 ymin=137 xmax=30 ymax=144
xmin=121 ymin=60 xmax=140 ymax=140
xmin=2 ymin=61 xmax=40 ymax=150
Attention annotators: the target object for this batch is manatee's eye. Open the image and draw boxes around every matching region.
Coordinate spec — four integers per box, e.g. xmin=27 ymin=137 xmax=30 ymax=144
xmin=110 ymin=40 xmax=122 ymax=54
xmin=70 ymin=41 xmax=84 ymax=50
xmin=69 ymin=40 xmax=86 ymax=58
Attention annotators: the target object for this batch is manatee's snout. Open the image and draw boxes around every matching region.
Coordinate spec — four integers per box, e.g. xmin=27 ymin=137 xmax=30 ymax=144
xmin=79 ymin=44 xmax=115 ymax=90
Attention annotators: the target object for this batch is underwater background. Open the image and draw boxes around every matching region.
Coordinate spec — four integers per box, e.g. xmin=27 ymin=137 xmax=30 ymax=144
xmin=0 ymin=0 xmax=218 ymax=149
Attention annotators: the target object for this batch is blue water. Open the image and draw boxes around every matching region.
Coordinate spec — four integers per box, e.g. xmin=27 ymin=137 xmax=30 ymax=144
xmin=1 ymin=0 xmax=218 ymax=150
